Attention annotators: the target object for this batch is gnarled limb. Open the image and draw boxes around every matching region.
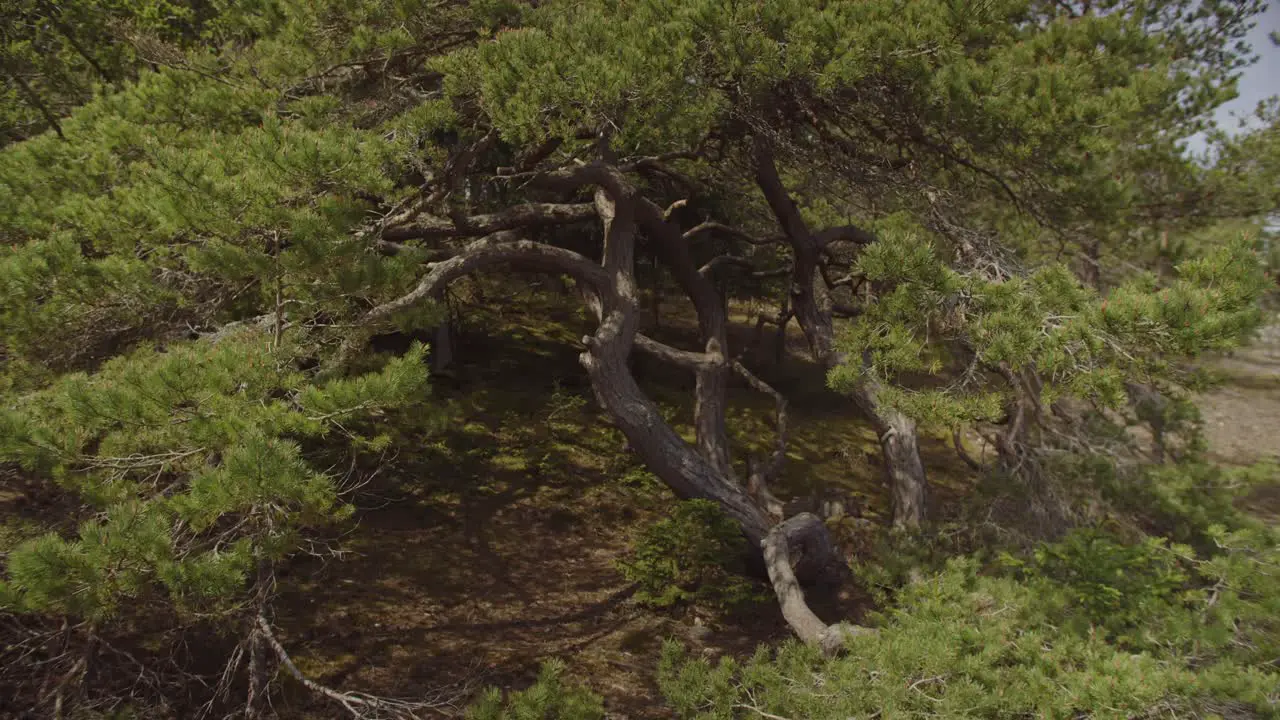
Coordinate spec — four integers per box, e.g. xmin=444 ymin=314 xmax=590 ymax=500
xmin=325 ymin=231 xmax=610 ymax=375
xmin=683 ymin=221 xmax=785 ymax=246
xmin=753 ymin=135 xmax=929 ymax=529
xmin=382 ymin=202 xmax=596 ymax=241
xmin=330 ymin=170 xmax=862 ymax=651
xmin=762 ymin=514 xmax=870 ymax=656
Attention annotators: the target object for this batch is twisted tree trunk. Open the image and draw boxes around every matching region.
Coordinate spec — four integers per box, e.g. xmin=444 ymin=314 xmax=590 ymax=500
xmin=752 ymin=137 xmax=929 ymax=529
xmin=333 ymin=161 xmax=864 ymax=650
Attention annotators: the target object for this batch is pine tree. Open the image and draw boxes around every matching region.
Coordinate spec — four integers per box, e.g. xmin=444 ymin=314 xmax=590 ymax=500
xmin=0 ymin=0 xmax=1276 ymax=715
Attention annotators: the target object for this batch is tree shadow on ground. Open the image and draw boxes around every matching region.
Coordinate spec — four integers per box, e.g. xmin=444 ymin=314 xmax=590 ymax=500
xmin=269 ymin=286 xmax=979 ymax=718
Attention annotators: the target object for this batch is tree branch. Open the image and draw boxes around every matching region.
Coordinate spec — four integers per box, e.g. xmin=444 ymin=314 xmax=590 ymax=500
xmin=257 ymin=616 xmax=465 ymax=719
xmin=634 ymin=334 xmax=722 ymax=370
xmin=683 ymin=221 xmax=784 ymax=246
xmin=814 ymin=224 xmax=878 ymax=248
xmin=762 ymin=515 xmax=871 ymax=656
xmin=326 ymin=232 xmax=609 ymax=374
xmin=382 ymin=202 xmax=596 ymax=241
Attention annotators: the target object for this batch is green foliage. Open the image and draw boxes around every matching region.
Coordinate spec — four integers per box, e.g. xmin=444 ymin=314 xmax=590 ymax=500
xmin=466 ymin=660 xmax=604 ymax=720
xmin=618 ymin=500 xmax=761 ymax=612
xmin=0 ymin=0 xmax=215 ymax=143
xmin=0 ymin=331 xmax=432 ymax=620
xmin=0 ymin=0 xmax=1276 ymax=714
xmin=1019 ymin=529 xmax=1190 ymax=640
xmin=848 ymin=525 xmax=979 ymax=607
xmin=660 ymin=534 xmax=1280 ymax=719
xmin=1101 ymin=458 xmax=1279 ymax=547
xmin=830 ymin=228 xmax=1271 ymax=428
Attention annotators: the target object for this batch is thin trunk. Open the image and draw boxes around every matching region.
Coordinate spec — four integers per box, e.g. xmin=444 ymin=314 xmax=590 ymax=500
xmin=245 ymin=629 xmax=266 ymax=718
xmin=752 ymin=136 xmax=928 ymax=528
xmin=1080 ymin=238 xmax=1101 ymax=289
xmin=637 ymin=198 xmax=736 ymax=479
xmin=994 ymin=365 xmax=1069 ymax=536
xmin=580 ymin=190 xmax=772 ymax=541
xmin=5 ymin=68 xmax=64 ymax=139
xmin=431 ymin=320 xmax=454 ymax=373
xmin=430 ymin=291 xmax=454 ymax=373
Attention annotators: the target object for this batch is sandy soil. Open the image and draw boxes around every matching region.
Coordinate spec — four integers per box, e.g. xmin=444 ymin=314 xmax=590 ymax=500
xmin=1199 ymin=317 xmax=1280 ymax=465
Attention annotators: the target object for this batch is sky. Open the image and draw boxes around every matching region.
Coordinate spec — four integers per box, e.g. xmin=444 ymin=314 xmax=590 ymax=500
xmin=1185 ymin=3 xmax=1280 ymax=153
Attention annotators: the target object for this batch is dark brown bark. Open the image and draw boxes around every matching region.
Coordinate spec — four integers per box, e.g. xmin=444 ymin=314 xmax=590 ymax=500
xmin=752 ymin=136 xmax=929 ymax=529
xmin=430 ymin=317 xmax=454 ymax=373
xmin=577 ymin=189 xmax=771 ymax=540
xmin=5 ymin=67 xmax=65 ymax=139
xmin=636 ymin=197 xmax=738 ymax=479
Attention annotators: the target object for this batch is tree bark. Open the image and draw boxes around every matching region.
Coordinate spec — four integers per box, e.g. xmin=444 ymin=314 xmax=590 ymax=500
xmin=856 ymin=379 xmax=928 ymax=530
xmin=636 ymin=197 xmax=737 ymax=479
xmin=430 ymin=317 xmax=454 ymax=373
xmin=332 ymin=165 xmax=862 ymax=646
xmin=752 ymin=136 xmax=928 ymax=529
xmin=763 ymin=513 xmax=868 ymax=655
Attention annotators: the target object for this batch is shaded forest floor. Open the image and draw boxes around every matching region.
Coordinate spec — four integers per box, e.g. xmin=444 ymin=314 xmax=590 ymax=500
xmin=6 ymin=288 xmax=1265 ymax=718
xmin=269 ymin=285 xmax=978 ymax=719
xmin=269 ymin=293 xmax=1280 ymax=718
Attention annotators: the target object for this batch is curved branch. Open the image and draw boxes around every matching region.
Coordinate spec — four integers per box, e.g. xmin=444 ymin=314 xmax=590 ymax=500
xmin=382 ymin=202 xmax=596 ymax=241
xmin=699 ymin=254 xmax=792 ymax=278
xmin=326 ymin=232 xmax=609 ymax=374
xmin=683 ymin=221 xmax=784 ymax=246
xmin=763 ymin=514 xmax=870 ymax=656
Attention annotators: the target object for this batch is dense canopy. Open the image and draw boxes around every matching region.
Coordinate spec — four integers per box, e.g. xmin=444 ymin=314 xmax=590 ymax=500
xmin=1 ymin=0 xmax=1278 ymax=718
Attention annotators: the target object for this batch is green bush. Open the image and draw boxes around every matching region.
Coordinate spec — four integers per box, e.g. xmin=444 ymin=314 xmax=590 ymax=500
xmin=617 ymin=499 xmax=762 ymax=611
xmin=659 ymin=543 xmax=1280 ymax=719
xmin=466 ymin=660 xmax=604 ymax=720
xmin=1019 ymin=528 xmax=1190 ymax=641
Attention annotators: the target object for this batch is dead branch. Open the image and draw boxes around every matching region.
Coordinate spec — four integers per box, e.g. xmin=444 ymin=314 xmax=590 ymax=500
xmin=257 ymin=616 xmax=467 ymax=719
xmin=383 ymin=202 xmax=596 ymax=241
